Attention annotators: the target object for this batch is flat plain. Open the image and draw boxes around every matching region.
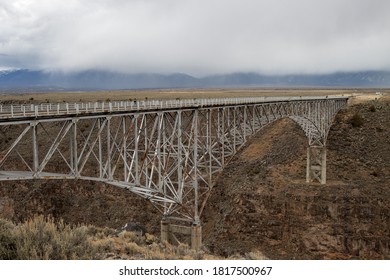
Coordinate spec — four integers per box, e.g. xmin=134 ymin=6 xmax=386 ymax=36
xmin=1 ymin=88 xmax=389 ymax=103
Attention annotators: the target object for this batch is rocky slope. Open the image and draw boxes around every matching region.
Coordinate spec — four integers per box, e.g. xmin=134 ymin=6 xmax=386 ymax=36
xmin=203 ymin=97 xmax=390 ymax=259
xmin=0 ymin=180 xmax=160 ymax=233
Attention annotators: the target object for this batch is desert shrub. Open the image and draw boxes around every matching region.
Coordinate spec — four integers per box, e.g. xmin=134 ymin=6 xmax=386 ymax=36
xmin=117 ymin=231 xmax=144 ymax=246
xmin=0 ymin=219 xmax=17 ymax=260
xmin=91 ymin=237 xmax=116 ymax=254
xmin=1 ymin=217 xmax=214 ymax=260
xmin=14 ymin=215 xmax=96 ymax=260
xmin=86 ymin=225 xmax=115 ymax=238
xmin=123 ymin=242 xmax=143 ymax=255
xmin=350 ymin=113 xmax=364 ymax=127
xmin=368 ymin=105 xmax=376 ymax=112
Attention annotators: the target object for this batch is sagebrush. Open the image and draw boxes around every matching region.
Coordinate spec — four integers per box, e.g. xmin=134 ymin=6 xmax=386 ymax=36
xmin=0 ymin=216 xmax=216 ymax=260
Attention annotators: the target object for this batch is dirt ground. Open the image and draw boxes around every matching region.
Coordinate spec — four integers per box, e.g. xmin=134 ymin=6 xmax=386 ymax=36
xmin=1 ymin=91 xmax=390 ymax=259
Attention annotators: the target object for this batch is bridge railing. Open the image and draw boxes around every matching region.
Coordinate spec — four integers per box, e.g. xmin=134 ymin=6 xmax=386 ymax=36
xmin=0 ymin=95 xmax=348 ymax=119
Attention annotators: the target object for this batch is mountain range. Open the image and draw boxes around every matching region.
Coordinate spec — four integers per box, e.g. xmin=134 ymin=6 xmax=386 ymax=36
xmin=1 ymin=69 xmax=390 ymax=92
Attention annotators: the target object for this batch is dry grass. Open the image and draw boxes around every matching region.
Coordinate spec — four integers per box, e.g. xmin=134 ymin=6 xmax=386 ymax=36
xmin=1 ymin=216 xmax=262 ymax=260
xmin=1 ymin=216 xmax=96 ymax=259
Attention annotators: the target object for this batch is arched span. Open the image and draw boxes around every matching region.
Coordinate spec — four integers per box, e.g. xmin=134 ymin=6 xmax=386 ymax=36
xmin=0 ymin=97 xmax=348 ymax=222
xmin=288 ymin=116 xmax=323 ymax=146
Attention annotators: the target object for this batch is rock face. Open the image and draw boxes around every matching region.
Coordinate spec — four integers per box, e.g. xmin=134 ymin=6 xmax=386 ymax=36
xmin=118 ymin=222 xmax=147 ymax=236
xmin=0 ymin=180 xmax=160 ymax=233
xmin=203 ymin=98 xmax=390 ymax=259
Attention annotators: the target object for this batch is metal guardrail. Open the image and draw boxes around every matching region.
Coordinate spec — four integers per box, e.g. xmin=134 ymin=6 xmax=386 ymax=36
xmin=0 ymin=95 xmax=349 ymax=119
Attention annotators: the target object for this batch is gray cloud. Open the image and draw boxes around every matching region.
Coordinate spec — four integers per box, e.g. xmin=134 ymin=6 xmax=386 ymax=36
xmin=1 ymin=0 xmax=390 ymax=75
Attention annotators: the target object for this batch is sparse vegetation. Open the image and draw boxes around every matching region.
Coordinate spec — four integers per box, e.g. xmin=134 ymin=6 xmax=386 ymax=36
xmin=0 ymin=216 xmax=225 ymax=260
xmin=350 ymin=113 xmax=364 ymax=127
xmin=1 ymin=216 xmax=95 ymax=260
xmin=0 ymin=219 xmax=17 ymax=260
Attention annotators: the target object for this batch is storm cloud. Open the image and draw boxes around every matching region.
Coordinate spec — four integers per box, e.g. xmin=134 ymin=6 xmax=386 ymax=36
xmin=1 ymin=0 xmax=390 ymax=75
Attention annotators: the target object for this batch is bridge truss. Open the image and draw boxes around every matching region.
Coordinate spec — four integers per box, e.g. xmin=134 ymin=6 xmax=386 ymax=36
xmin=0 ymin=96 xmax=347 ymax=248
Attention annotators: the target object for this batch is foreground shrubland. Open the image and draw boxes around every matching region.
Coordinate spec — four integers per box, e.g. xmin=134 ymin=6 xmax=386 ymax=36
xmin=0 ymin=216 xmax=211 ymax=260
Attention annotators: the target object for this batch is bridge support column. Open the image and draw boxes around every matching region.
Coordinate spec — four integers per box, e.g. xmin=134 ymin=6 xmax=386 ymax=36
xmin=306 ymin=146 xmax=326 ymax=184
xmin=161 ymin=219 xmax=170 ymax=244
xmin=160 ymin=218 xmax=202 ymax=251
xmin=191 ymin=224 xmax=202 ymax=251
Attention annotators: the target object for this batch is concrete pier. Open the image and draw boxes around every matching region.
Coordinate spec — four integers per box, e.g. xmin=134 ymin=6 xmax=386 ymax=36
xmin=161 ymin=219 xmax=202 ymax=251
xmin=306 ymin=146 xmax=327 ymax=184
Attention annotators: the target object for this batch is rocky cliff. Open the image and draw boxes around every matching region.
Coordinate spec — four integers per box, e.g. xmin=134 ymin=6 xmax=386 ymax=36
xmin=203 ymin=97 xmax=390 ymax=259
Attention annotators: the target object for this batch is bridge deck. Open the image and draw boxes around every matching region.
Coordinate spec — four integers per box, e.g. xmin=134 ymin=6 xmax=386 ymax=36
xmin=0 ymin=95 xmax=349 ymax=122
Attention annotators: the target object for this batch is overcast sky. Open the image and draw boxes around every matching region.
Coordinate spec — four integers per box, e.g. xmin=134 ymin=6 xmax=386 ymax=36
xmin=1 ymin=0 xmax=390 ymax=76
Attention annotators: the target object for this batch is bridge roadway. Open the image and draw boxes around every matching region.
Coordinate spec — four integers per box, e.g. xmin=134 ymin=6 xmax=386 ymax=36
xmin=0 ymin=95 xmax=347 ymax=120
xmin=0 ymin=95 xmax=349 ymax=249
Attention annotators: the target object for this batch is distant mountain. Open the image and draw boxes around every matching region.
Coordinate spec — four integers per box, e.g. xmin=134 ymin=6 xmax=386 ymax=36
xmin=0 ymin=70 xmax=199 ymax=91
xmin=1 ymin=69 xmax=390 ymax=92
xmin=202 ymin=72 xmax=390 ymax=87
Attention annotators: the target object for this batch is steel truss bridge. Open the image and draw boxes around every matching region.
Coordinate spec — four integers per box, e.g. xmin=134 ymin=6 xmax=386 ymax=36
xmin=0 ymin=96 xmax=348 ymax=249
